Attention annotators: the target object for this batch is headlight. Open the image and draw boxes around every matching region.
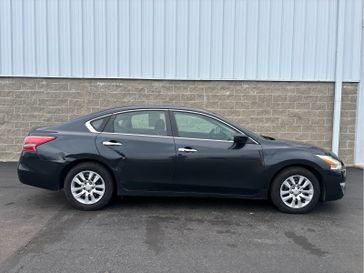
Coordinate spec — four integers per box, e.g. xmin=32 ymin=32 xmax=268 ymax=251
xmin=316 ymin=155 xmax=343 ymax=170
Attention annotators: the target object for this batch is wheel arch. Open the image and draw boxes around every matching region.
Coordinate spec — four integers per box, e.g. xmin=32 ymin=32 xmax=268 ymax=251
xmin=59 ymin=158 xmax=118 ymax=192
xmin=267 ymin=163 xmax=325 ymax=201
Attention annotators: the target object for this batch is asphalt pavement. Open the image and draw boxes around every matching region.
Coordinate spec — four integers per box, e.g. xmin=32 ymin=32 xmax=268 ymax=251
xmin=0 ymin=162 xmax=362 ymax=273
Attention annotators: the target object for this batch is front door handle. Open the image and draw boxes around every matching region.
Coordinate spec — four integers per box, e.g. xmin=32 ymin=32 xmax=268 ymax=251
xmin=102 ymin=140 xmax=122 ymax=146
xmin=178 ymin=147 xmax=197 ymax=153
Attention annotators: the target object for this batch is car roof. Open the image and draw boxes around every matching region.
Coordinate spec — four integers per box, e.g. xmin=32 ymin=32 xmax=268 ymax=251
xmin=92 ymin=105 xmax=262 ymax=140
xmin=52 ymin=105 xmax=222 ymax=130
xmin=48 ymin=104 xmax=263 ymax=142
xmin=89 ymin=105 xmax=219 ymax=118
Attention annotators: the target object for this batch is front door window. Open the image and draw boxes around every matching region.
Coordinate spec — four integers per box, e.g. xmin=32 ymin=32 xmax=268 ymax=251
xmin=173 ymin=111 xmax=238 ymax=141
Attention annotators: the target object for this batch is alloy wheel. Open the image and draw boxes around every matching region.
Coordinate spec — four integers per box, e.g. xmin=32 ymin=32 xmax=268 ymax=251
xmin=279 ymin=175 xmax=314 ymax=209
xmin=70 ymin=170 xmax=106 ymax=204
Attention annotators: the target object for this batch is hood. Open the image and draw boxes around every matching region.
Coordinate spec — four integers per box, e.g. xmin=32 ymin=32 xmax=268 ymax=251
xmin=263 ymin=137 xmax=339 ymax=159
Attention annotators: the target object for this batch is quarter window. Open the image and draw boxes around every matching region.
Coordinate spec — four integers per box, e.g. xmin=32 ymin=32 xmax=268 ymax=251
xmin=173 ymin=112 xmax=238 ymax=141
xmin=90 ymin=117 xmax=108 ymax=132
xmin=110 ymin=110 xmax=168 ymax=136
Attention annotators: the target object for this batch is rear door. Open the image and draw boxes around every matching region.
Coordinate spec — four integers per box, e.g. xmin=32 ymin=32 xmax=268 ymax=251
xmin=95 ymin=109 xmax=176 ymax=191
xmin=170 ymin=110 xmax=264 ymax=196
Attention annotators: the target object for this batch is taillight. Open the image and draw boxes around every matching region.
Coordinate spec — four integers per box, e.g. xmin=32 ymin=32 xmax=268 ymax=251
xmin=22 ymin=136 xmax=56 ymax=152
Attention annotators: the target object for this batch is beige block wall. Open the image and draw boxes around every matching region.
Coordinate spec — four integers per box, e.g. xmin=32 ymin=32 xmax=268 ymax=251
xmin=0 ymin=78 xmax=358 ymax=164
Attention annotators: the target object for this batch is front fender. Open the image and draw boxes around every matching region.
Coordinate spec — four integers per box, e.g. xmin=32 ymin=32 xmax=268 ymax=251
xmin=260 ymin=148 xmax=328 ymax=195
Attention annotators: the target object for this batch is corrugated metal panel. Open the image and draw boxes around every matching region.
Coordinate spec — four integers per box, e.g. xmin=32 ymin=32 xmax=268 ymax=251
xmin=0 ymin=0 xmax=361 ymax=81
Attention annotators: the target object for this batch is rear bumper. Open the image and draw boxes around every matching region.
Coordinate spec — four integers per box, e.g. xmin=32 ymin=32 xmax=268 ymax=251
xmin=17 ymin=152 xmax=64 ymax=191
xmin=322 ymin=169 xmax=346 ymax=201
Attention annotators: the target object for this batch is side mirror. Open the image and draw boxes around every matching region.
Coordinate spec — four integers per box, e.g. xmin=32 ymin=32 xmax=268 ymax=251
xmin=234 ymin=135 xmax=248 ymax=145
xmin=231 ymin=135 xmax=248 ymax=149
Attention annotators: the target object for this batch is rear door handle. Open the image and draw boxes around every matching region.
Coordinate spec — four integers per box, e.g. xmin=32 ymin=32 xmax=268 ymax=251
xmin=102 ymin=141 xmax=122 ymax=146
xmin=178 ymin=147 xmax=197 ymax=153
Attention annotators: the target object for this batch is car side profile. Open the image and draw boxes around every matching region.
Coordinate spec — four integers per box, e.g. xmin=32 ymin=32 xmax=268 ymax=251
xmin=17 ymin=105 xmax=346 ymax=213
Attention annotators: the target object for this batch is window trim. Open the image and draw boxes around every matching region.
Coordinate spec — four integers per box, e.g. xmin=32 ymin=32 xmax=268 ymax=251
xmin=85 ymin=108 xmax=259 ymax=144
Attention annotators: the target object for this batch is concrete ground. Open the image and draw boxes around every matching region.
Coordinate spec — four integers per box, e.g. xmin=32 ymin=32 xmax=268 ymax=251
xmin=0 ymin=162 xmax=362 ymax=273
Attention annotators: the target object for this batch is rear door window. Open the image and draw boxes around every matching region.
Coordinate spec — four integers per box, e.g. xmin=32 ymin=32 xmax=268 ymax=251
xmin=109 ymin=110 xmax=169 ymax=136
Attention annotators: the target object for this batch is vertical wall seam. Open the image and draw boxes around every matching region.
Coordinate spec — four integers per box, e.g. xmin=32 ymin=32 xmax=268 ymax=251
xmin=152 ymin=0 xmax=155 ymax=78
xmin=232 ymin=0 xmax=237 ymax=79
xmin=290 ymin=0 xmax=296 ymax=80
xmin=69 ymin=0 xmax=72 ymax=76
xmin=313 ymin=0 xmax=319 ymax=79
xmin=221 ymin=0 xmax=225 ymax=79
xmin=9 ymin=0 xmax=13 ymax=74
xmin=93 ymin=0 xmax=96 ymax=76
xmin=347 ymin=1 xmax=354 ymax=78
xmin=21 ymin=0 xmax=25 ymax=75
xmin=255 ymin=0 xmax=260 ymax=78
xmin=0 ymin=1 xmax=2 ymax=74
xmin=198 ymin=0 xmax=200 ymax=79
xmin=80 ymin=0 xmax=85 ymax=77
xmin=326 ymin=0 xmax=332 ymax=80
xmin=129 ymin=0 xmax=131 ymax=75
xmin=186 ymin=0 xmax=190 ymax=79
xmin=140 ymin=0 xmax=143 ymax=76
xmin=57 ymin=0 xmax=61 ymax=75
xmin=163 ymin=0 xmax=166 ymax=77
xmin=278 ymin=0 xmax=284 ymax=78
xmin=352 ymin=0 xmax=362 ymax=81
xmin=116 ymin=0 xmax=119 ymax=76
xmin=267 ymin=0 xmax=272 ymax=79
xmin=105 ymin=0 xmax=108 ymax=76
xmin=209 ymin=0 xmax=213 ymax=78
xmin=302 ymin=0 xmax=307 ymax=79
xmin=243 ymin=0 xmax=248 ymax=78
xmin=45 ymin=0 xmax=49 ymax=75
xmin=174 ymin=0 xmax=178 ymax=79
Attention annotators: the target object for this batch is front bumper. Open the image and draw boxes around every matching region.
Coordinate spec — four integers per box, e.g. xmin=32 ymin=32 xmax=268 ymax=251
xmin=322 ymin=168 xmax=346 ymax=201
xmin=340 ymin=182 xmax=346 ymax=194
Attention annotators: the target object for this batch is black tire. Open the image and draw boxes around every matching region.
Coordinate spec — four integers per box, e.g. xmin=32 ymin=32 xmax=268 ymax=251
xmin=64 ymin=162 xmax=114 ymax=210
xmin=270 ymin=167 xmax=320 ymax=214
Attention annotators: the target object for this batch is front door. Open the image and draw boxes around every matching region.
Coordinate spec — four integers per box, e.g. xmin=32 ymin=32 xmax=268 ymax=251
xmin=96 ymin=109 xmax=176 ymax=192
xmin=171 ymin=110 xmax=264 ymax=196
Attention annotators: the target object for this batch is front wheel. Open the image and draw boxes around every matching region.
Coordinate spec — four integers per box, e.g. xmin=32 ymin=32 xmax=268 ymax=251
xmin=64 ymin=162 xmax=114 ymax=210
xmin=270 ymin=167 xmax=320 ymax=214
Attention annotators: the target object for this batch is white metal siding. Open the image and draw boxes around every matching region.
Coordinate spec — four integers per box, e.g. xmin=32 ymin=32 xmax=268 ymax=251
xmin=0 ymin=0 xmax=361 ymax=81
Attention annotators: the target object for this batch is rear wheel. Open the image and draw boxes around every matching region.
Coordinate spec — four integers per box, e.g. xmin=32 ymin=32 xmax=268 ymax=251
xmin=270 ymin=167 xmax=320 ymax=214
xmin=64 ymin=162 xmax=114 ymax=210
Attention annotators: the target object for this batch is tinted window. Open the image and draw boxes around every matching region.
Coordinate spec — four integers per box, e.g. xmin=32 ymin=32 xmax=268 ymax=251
xmin=112 ymin=110 xmax=168 ymax=136
xmin=173 ymin=112 xmax=238 ymax=141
